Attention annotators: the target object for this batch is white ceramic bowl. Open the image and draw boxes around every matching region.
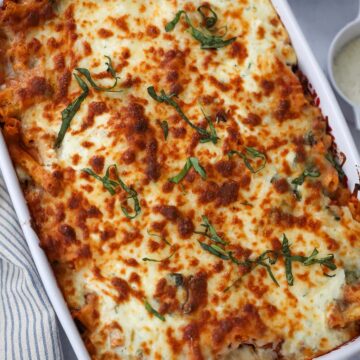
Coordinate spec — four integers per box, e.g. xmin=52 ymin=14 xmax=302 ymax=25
xmin=328 ymin=2 xmax=360 ymax=129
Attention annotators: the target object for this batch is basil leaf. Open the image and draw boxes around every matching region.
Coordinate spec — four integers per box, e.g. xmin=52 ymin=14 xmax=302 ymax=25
xmin=281 ymin=234 xmax=294 ymax=286
xmin=147 ymin=230 xmax=171 ymax=246
xmin=76 ymin=56 xmax=122 ymax=92
xmin=168 ymin=157 xmax=207 ymax=183
xmin=257 ymin=260 xmax=279 ymax=286
xmin=282 ymin=234 xmax=336 ymax=285
xmin=55 ymin=74 xmax=89 ymax=148
xmin=120 ymin=188 xmax=141 ymax=220
xmin=248 ymin=251 xmax=279 ymax=286
xmin=188 ymin=23 xmax=236 ymax=49
xmin=165 ymin=10 xmax=236 ymax=49
xmin=292 ymin=167 xmax=320 ymax=186
xmin=159 ymin=120 xmax=169 ymax=140
xmin=104 ymin=55 xmax=117 ymax=78
xmin=200 ymin=108 xmax=219 ymax=144
xmin=197 ymin=5 xmax=218 ymax=29
xmin=142 ymin=251 xmax=176 ymax=263
xmin=168 ymin=159 xmax=192 ymax=184
xmin=224 ymin=250 xmax=279 ymax=292
xmin=198 ymin=241 xmax=230 ymax=260
xmin=144 ymin=300 xmax=165 ymax=321
xmin=301 ymin=250 xmax=336 ymax=271
xmin=325 ymin=153 xmax=345 ymax=181
xmin=228 ymin=147 xmax=266 ymax=173
xmin=189 ymin=157 xmax=207 ymax=179
xmin=147 ymin=87 xmax=216 ymax=143
xmin=82 ymin=164 xmax=141 ymax=219
xmin=291 ymin=166 xmax=320 ymax=200
xmin=82 ymin=167 xmax=118 ymax=195
xmin=165 ymin=10 xmax=186 ymax=32
xmin=195 ymin=215 xmax=227 ymax=245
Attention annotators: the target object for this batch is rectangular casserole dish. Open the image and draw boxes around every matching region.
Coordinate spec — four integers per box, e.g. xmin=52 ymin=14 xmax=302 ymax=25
xmin=0 ymin=0 xmax=359 ymax=359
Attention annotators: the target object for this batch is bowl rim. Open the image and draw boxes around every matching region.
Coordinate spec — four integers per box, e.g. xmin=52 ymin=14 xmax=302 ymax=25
xmin=327 ymin=19 xmax=360 ymax=109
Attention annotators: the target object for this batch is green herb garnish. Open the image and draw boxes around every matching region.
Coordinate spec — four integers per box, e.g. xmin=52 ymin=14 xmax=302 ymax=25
xmin=195 ymin=215 xmax=227 ymax=245
xmin=325 ymin=153 xmax=345 ymax=181
xmin=198 ymin=241 xmax=230 ymax=260
xmin=281 ymin=234 xmax=294 ymax=286
xmin=144 ymin=300 xmax=165 ymax=321
xmin=228 ymin=147 xmax=266 ymax=173
xmin=200 ymin=108 xmax=219 ymax=144
xmin=55 ymin=74 xmax=89 ymax=148
xmin=82 ymin=164 xmax=140 ymax=219
xmin=201 ymin=233 xmax=337 ymax=291
xmin=142 ymin=251 xmax=176 ymax=263
xmin=159 ymin=120 xmax=169 ymax=140
xmin=169 ymin=157 xmax=207 ymax=183
xmin=281 ymin=234 xmax=337 ymax=286
xmin=147 ymin=87 xmax=217 ymax=143
xmin=165 ymin=8 xmax=236 ymax=49
xmin=197 ymin=5 xmax=218 ymax=29
xmin=291 ymin=167 xmax=320 ymax=200
xmin=147 ymin=229 xmax=171 ymax=246
xmin=75 ymin=56 xmax=122 ymax=92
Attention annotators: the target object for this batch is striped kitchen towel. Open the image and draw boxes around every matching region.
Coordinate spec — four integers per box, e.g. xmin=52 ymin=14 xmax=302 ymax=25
xmin=0 ymin=174 xmax=64 ymax=360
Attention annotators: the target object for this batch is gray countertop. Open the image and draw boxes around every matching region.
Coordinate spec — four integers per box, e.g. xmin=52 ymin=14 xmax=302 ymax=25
xmin=59 ymin=1 xmax=360 ymax=358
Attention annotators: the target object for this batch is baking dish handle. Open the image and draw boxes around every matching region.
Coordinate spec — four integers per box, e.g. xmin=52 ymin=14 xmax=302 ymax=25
xmin=354 ymin=107 xmax=360 ymax=130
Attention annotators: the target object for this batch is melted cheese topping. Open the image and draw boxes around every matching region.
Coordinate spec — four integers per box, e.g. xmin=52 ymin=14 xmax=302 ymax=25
xmin=1 ymin=1 xmax=360 ymax=359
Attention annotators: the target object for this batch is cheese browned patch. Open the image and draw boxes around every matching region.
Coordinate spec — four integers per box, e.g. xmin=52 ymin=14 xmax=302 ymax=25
xmin=1 ymin=0 xmax=360 ymax=359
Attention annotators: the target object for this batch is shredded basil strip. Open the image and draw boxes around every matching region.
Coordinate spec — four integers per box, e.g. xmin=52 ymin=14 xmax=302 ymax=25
xmin=195 ymin=215 xmax=227 ymax=245
xmin=281 ymin=234 xmax=294 ymax=286
xmin=198 ymin=241 xmax=230 ymax=260
xmin=159 ymin=120 xmax=169 ymax=140
xmin=82 ymin=164 xmax=141 ymax=219
xmin=82 ymin=166 xmax=119 ymax=195
xmin=291 ymin=166 xmax=320 ymax=200
xmin=291 ymin=250 xmax=337 ymax=270
xmin=282 ymin=234 xmax=337 ymax=286
xmin=165 ymin=10 xmax=186 ymax=32
xmin=197 ymin=5 xmax=218 ymax=29
xmin=200 ymin=108 xmax=219 ymax=144
xmin=55 ymin=74 xmax=89 ymax=148
xmin=325 ymin=153 xmax=345 ymax=181
xmin=168 ymin=157 xmax=207 ymax=183
xmin=144 ymin=300 xmax=165 ymax=321
xmin=75 ymin=56 xmax=122 ymax=92
xmin=228 ymin=147 xmax=266 ymax=173
xmin=105 ymin=55 xmax=117 ymax=78
xmin=147 ymin=229 xmax=171 ymax=246
xmin=165 ymin=10 xmax=236 ymax=49
xmin=147 ymin=87 xmax=217 ymax=143
xmin=142 ymin=251 xmax=176 ymax=263
xmin=223 ymin=234 xmax=336 ymax=291
xmin=292 ymin=167 xmax=321 ymax=186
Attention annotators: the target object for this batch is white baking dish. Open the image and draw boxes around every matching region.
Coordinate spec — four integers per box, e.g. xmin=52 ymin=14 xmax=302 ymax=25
xmin=0 ymin=1 xmax=359 ymax=359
